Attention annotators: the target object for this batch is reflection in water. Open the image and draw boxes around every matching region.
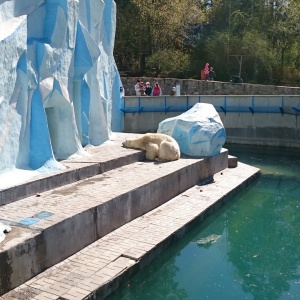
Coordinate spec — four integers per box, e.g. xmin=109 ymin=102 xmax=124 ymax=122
xmin=106 ymin=145 xmax=300 ymax=300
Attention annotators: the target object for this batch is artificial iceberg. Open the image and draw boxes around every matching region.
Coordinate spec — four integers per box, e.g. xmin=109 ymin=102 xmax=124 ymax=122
xmin=158 ymin=103 xmax=226 ymax=157
xmin=0 ymin=0 xmax=122 ymax=175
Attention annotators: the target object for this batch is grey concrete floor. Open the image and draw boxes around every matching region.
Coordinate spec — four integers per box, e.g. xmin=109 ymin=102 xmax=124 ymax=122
xmin=0 ymin=133 xmax=260 ymax=299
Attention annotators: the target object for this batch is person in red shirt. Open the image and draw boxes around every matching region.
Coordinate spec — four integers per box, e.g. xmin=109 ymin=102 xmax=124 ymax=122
xmin=204 ymin=63 xmax=210 ymax=81
xmin=152 ymin=82 xmax=162 ymax=96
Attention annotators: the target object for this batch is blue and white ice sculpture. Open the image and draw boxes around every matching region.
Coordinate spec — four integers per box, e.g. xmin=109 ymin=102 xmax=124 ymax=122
xmin=0 ymin=0 xmax=123 ymax=174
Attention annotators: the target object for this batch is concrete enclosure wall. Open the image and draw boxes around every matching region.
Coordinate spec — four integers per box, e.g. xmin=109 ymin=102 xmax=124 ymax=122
xmin=122 ymin=95 xmax=300 ymax=148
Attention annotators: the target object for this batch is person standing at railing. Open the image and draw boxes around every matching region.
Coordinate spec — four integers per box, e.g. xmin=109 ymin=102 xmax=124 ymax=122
xmin=152 ymin=82 xmax=162 ymax=96
xmin=139 ymin=81 xmax=146 ymax=96
xmin=134 ymin=79 xmax=146 ymax=96
xmin=134 ymin=79 xmax=141 ymax=96
xmin=209 ymin=67 xmax=216 ymax=81
xmin=204 ymin=62 xmax=209 ymax=81
xmin=170 ymin=87 xmax=176 ymax=96
xmin=145 ymin=82 xmax=152 ymax=96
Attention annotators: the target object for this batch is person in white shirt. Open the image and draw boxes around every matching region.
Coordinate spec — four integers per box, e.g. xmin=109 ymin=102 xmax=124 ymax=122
xmin=135 ymin=79 xmax=141 ymax=96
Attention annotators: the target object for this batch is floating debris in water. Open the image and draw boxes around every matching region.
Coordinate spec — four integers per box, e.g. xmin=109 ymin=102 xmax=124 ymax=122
xmin=195 ymin=234 xmax=221 ymax=245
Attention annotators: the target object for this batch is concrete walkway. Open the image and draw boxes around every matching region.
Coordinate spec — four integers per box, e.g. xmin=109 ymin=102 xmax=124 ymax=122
xmin=0 ymin=133 xmax=144 ymax=205
xmin=0 ymin=133 xmax=260 ymax=299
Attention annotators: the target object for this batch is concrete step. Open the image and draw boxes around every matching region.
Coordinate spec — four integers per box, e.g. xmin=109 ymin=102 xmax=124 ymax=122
xmin=0 ymin=142 xmax=228 ymax=295
xmin=0 ymin=162 xmax=260 ymax=300
xmin=0 ymin=133 xmax=145 ymax=206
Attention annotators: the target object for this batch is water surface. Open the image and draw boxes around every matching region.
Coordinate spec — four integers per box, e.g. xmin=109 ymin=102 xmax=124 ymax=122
xmin=107 ymin=145 xmax=300 ymax=300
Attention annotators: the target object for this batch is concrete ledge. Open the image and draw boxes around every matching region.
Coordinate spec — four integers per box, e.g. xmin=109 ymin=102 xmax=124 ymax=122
xmin=228 ymin=155 xmax=238 ymax=168
xmin=1 ymin=162 xmax=260 ymax=300
xmin=95 ymin=164 xmax=261 ymax=300
xmin=0 ymin=150 xmax=228 ymax=295
xmin=121 ymin=77 xmax=300 ymax=96
xmin=0 ymin=143 xmax=144 ymax=206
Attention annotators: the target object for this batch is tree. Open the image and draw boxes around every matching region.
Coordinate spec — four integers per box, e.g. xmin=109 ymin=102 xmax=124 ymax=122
xmin=196 ymin=0 xmax=300 ymax=84
xmin=115 ymin=0 xmax=300 ymax=84
xmin=114 ymin=0 xmax=204 ymax=77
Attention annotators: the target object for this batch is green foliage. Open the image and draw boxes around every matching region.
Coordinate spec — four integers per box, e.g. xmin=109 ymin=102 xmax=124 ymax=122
xmin=114 ymin=0 xmax=203 ymax=77
xmin=205 ymin=32 xmax=230 ymax=79
xmin=146 ymin=49 xmax=191 ymax=78
xmin=201 ymin=0 xmax=300 ymax=84
xmin=114 ymin=0 xmax=300 ymax=84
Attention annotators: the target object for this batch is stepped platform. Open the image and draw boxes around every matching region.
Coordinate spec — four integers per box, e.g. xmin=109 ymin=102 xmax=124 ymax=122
xmin=0 ymin=133 xmax=145 ymax=206
xmin=0 ymin=133 xmax=260 ymax=299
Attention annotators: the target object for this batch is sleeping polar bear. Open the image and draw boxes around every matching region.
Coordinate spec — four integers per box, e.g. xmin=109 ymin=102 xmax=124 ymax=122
xmin=122 ymin=133 xmax=180 ymax=161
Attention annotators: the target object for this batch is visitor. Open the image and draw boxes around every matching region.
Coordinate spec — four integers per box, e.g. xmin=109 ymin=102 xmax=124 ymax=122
xmin=135 ymin=79 xmax=141 ymax=96
xmin=231 ymin=75 xmax=243 ymax=83
xmin=204 ymin=63 xmax=209 ymax=81
xmin=170 ymin=87 xmax=176 ymax=96
xmin=139 ymin=81 xmax=146 ymax=96
xmin=200 ymin=69 xmax=206 ymax=80
xmin=209 ymin=67 xmax=216 ymax=81
xmin=152 ymin=82 xmax=162 ymax=96
xmin=145 ymin=82 xmax=152 ymax=96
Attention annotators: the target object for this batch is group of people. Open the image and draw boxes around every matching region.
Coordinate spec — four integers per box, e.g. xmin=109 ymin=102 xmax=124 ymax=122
xmin=202 ymin=63 xmax=216 ymax=81
xmin=135 ymin=80 xmax=162 ymax=96
xmin=135 ymin=80 xmax=178 ymax=96
xmin=134 ymin=63 xmax=216 ymax=96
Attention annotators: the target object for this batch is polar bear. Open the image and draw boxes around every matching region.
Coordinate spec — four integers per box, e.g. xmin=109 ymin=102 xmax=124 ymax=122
xmin=122 ymin=133 xmax=180 ymax=161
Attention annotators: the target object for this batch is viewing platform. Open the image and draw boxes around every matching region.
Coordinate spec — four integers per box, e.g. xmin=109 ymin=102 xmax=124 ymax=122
xmin=0 ymin=133 xmax=260 ymax=299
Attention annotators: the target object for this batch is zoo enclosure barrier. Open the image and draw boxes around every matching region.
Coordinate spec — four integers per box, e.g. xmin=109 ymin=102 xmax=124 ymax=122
xmin=121 ymin=95 xmax=300 ymax=116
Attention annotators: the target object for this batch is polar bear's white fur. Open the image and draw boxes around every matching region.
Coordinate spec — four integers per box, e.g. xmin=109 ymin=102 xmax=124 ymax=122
xmin=122 ymin=133 xmax=180 ymax=161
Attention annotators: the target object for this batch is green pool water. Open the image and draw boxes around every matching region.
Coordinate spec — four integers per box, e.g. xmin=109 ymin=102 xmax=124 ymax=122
xmin=106 ymin=145 xmax=300 ymax=300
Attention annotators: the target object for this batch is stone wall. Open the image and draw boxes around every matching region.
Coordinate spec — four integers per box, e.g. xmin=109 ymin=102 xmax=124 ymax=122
xmin=121 ymin=77 xmax=300 ymax=96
